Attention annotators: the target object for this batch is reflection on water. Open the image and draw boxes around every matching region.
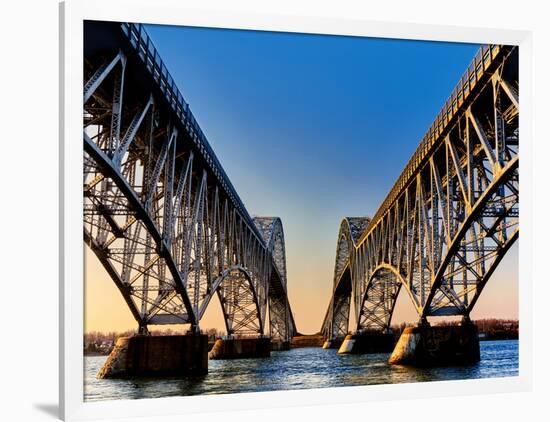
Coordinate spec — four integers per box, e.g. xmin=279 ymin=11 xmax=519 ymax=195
xmin=84 ymin=339 xmax=518 ymax=402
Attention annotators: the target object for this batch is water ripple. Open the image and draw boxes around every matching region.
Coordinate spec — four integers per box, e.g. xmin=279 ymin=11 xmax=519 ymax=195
xmin=84 ymin=340 xmax=518 ymax=402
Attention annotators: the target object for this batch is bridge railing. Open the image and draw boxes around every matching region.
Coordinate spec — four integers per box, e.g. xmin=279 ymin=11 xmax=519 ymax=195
xmin=120 ymin=22 xmax=266 ymax=246
xmin=361 ymin=44 xmax=503 ymax=242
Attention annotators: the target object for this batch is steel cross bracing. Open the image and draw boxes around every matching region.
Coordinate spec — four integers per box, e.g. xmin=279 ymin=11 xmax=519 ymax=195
xmin=83 ymin=21 xmax=295 ymax=341
xmin=321 ymin=218 xmax=371 ymax=340
xmin=322 ymin=45 xmax=519 ymax=339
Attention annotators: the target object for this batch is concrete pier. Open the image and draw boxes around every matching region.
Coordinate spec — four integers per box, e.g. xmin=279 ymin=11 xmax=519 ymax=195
xmin=337 ymin=331 xmax=396 ymax=354
xmin=389 ymin=323 xmax=480 ymax=366
xmin=322 ymin=337 xmax=345 ymax=349
xmin=97 ymin=334 xmax=208 ymax=379
xmin=208 ymin=337 xmax=271 ymax=359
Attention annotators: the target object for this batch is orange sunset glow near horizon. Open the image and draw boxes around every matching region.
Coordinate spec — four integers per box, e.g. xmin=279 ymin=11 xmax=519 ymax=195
xmin=84 ymin=242 xmax=518 ymax=335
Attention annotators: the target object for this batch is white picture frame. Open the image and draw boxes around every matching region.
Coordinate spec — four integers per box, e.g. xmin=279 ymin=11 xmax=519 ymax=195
xmin=60 ymin=0 xmax=533 ymax=420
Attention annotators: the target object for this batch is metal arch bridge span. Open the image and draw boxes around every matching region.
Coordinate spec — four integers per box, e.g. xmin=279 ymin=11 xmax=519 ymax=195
xmin=322 ymin=44 xmax=519 ymax=340
xmin=83 ymin=21 xmax=296 ymax=342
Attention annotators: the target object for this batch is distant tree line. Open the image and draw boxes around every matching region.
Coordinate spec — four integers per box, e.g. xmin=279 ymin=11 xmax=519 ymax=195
xmin=389 ymin=318 xmax=519 ymax=341
xmin=84 ymin=319 xmax=519 ymax=356
xmin=84 ymin=328 xmax=227 ymax=355
xmin=473 ymin=318 xmax=519 ymax=340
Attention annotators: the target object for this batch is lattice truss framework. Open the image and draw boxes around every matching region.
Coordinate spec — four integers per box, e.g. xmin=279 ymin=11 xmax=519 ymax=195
xmin=83 ymin=22 xmax=294 ymax=341
xmin=323 ymin=45 xmax=519 ymax=338
xmin=322 ymin=218 xmax=371 ymax=340
xmin=253 ymin=217 xmax=293 ymax=340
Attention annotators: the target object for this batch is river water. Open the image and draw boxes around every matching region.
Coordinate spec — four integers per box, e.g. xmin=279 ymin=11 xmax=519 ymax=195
xmin=84 ymin=339 xmax=518 ymax=402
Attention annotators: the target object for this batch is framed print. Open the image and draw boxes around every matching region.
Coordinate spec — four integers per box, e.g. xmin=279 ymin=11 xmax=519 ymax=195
xmin=60 ymin=0 xmax=533 ymax=420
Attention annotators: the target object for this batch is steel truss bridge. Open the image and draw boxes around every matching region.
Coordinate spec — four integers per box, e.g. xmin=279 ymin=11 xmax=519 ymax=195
xmin=83 ymin=21 xmax=296 ymax=342
xmin=322 ymin=45 xmax=518 ymax=341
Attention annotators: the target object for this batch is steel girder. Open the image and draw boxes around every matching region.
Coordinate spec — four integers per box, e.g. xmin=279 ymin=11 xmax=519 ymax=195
xmin=322 ymin=45 xmax=519 ymax=336
xmin=83 ymin=21 xmax=294 ymax=341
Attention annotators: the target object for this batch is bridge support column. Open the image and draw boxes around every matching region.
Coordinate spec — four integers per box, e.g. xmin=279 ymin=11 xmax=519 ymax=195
xmin=97 ymin=334 xmax=209 ymax=379
xmin=389 ymin=323 xmax=480 ymax=366
xmin=322 ymin=337 xmax=345 ymax=349
xmin=208 ymin=337 xmax=271 ymax=359
xmin=337 ymin=332 xmax=396 ymax=354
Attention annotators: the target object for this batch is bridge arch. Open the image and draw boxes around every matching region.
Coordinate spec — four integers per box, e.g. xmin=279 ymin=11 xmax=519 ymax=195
xmin=321 ymin=217 xmax=370 ymax=339
xmin=199 ymin=266 xmax=265 ymax=337
xmin=254 ymin=217 xmax=287 ymax=288
xmin=84 ymin=135 xmax=197 ymax=330
xmin=252 ymin=217 xmax=295 ymax=340
xmin=424 ymin=157 xmax=519 ymax=318
xmin=355 ymin=264 xmax=406 ymax=332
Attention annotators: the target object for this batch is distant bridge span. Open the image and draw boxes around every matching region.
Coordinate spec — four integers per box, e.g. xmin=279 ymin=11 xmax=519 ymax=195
xmin=83 ymin=21 xmax=296 ymax=342
xmin=323 ymin=45 xmax=518 ymax=340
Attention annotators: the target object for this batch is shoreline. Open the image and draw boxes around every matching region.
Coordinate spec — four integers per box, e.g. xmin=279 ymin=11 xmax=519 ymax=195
xmin=83 ymin=337 xmax=518 ymax=357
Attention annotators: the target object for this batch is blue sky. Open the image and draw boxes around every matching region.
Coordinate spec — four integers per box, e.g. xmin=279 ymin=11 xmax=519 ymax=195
xmin=137 ymin=24 xmax=517 ymax=333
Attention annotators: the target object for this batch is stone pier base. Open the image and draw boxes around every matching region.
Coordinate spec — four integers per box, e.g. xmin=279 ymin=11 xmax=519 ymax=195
xmin=97 ymin=334 xmax=208 ymax=379
xmin=389 ymin=323 xmax=480 ymax=366
xmin=271 ymin=340 xmax=291 ymax=351
xmin=337 ymin=332 xmax=396 ymax=354
xmin=322 ymin=337 xmax=344 ymax=349
xmin=208 ymin=337 xmax=271 ymax=359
